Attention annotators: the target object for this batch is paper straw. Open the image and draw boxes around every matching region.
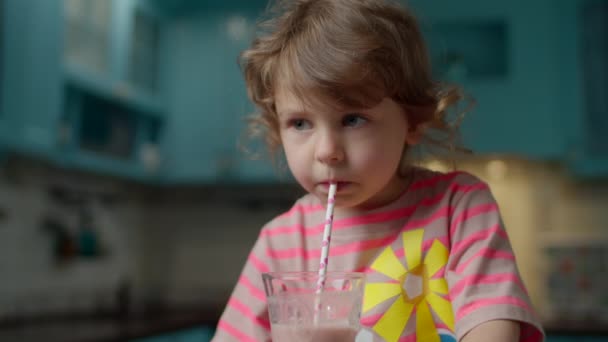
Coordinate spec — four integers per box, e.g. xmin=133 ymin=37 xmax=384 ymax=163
xmin=316 ymin=182 xmax=337 ymax=291
xmin=313 ymin=182 xmax=337 ymax=324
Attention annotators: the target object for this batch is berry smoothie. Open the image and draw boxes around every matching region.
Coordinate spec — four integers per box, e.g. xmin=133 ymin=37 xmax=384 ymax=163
xmin=267 ymin=291 xmax=361 ymax=342
xmin=271 ymin=322 xmax=359 ymax=342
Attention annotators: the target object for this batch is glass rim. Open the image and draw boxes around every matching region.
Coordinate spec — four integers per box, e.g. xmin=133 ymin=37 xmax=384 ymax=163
xmin=262 ymin=271 xmax=365 ymax=280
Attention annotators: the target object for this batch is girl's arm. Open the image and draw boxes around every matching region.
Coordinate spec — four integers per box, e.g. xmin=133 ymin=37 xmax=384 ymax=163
xmin=446 ymin=173 xmax=544 ymax=341
xmin=460 ymin=314 xmax=520 ymax=341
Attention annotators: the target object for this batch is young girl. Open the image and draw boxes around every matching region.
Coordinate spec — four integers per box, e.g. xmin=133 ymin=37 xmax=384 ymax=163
xmin=212 ymin=0 xmax=544 ymax=341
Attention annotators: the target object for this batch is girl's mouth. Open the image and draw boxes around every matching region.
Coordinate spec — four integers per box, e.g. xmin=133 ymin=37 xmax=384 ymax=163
xmin=319 ymin=181 xmax=350 ymax=191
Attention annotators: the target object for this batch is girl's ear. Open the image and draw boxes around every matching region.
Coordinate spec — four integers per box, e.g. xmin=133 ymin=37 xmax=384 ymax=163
xmin=406 ymin=123 xmax=426 ymax=145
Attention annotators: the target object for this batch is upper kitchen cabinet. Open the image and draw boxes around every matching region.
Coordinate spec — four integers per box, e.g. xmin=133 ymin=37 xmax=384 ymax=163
xmin=63 ymin=0 xmax=164 ymax=110
xmin=146 ymin=0 xmax=267 ymax=17
xmin=160 ymin=9 xmax=284 ymax=185
xmin=0 ymin=0 xmax=167 ymax=182
xmin=558 ymin=0 xmax=608 ymax=177
xmin=409 ymin=0 xmax=566 ymax=159
xmin=0 ymin=0 xmax=63 ymax=156
xmin=60 ymin=0 xmax=167 ymax=181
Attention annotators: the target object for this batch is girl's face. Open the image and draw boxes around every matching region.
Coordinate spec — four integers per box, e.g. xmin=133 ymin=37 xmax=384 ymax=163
xmin=276 ymin=89 xmax=419 ymax=210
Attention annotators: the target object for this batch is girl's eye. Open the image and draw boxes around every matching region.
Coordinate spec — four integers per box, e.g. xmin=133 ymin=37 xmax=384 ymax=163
xmin=289 ymin=119 xmax=312 ymax=130
xmin=343 ymin=114 xmax=368 ymax=127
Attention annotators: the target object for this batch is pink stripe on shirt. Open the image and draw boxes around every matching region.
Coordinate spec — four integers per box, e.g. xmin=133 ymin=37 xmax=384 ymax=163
xmin=394 ymin=236 xmax=450 ymax=271
xmin=333 ymin=182 xmax=486 ymax=229
xmin=248 ymin=253 xmax=270 ymax=273
xmin=449 ymin=273 xmax=526 ymax=298
xmin=266 ymin=235 xmax=398 ymax=260
xmin=238 ymin=275 xmax=266 ymax=302
xmin=262 ymin=205 xmax=417 ymax=238
xmin=451 ymin=224 xmax=508 ymax=255
xmin=455 ymin=247 xmax=516 ymax=274
xmin=450 ymin=203 xmax=499 ymax=237
xmin=265 ymin=230 xmax=450 ymax=263
xmin=456 ymin=296 xmax=532 ymax=321
xmin=262 ymin=181 xmax=485 ymax=238
xmin=409 ymin=171 xmax=466 ymax=191
xmin=227 ymin=297 xmax=271 ymax=331
xmin=278 ymin=203 xmax=325 ymax=218
xmin=260 ymin=223 xmax=307 ymax=237
xmin=404 ymin=205 xmax=451 ymax=229
xmin=361 ymin=313 xmax=383 ymax=326
xmin=217 ymin=320 xmax=258 ymax=342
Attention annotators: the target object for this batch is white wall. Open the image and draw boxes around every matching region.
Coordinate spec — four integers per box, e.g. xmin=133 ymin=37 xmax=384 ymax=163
xmin=0 ymin=160 xmax=145 ymax=320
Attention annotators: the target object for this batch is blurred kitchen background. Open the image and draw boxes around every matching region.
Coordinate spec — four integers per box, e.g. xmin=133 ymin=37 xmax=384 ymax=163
xmin=0 ymin=0 xmax=607 ymax=341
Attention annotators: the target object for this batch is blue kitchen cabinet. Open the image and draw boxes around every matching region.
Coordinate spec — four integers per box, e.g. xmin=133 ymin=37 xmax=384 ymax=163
xmin=0 ymin=0 xmax=168 ymax=182
xmin=409 ymin=0 xmax=608 ymax=177
xmin=147 ymin=0 xmax=266 ymax=16
xmin=0 ymin=0 xmax=63 ymax=157
xmin=160 ymin=8 xmax=283 ymax=185
xmin=409 ymin=0 xmax=566 ymax=160
xmin=557 ymin=0 xmax=608 ymax=178
xmin=60 ymin=0 xmax=168 ymax=181
xmin=63 ymin=0 xmax=164 ymax=110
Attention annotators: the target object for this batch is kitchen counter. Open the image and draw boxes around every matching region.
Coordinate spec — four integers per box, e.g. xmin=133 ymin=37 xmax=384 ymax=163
xmin=1 ymin=310 xmax=606 ymax=342
xmin=0 ymin=307 xmax=221 ymax=342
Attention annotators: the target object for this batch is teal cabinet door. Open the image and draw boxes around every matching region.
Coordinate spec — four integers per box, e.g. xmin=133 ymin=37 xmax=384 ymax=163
xmin=409 ymin=0 xmax=565 ymax=159
xmin=409 ymin=0 xmax=608 ymax=177
xmin=63 ymin=0 xmax=164 ymax=109
xmin=130 ymin=326 xmax=214 ymax=342
xmin=60 ymin=0 xmax=167 ymax=182
xmin=558 ymin=0 xmax=608 ymax=177
xmin=0 ymin=0 xmax=167 ymax=182
xmin=161 ymin=8 xmax=282 ymax=185
xmin=0 ymin=0 xmax=63 ymax=156
xmin=175 ymin=327 xmax=214 ymax=342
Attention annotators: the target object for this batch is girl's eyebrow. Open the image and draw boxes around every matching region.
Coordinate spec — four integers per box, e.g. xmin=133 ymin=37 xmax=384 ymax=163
xmin=277 ymin=109 xmax=307 ymax=118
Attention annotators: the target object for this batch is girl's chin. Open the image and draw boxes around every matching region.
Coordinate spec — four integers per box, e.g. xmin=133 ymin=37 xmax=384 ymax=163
xmin=316 ymin=194 xmax=362 ymax=210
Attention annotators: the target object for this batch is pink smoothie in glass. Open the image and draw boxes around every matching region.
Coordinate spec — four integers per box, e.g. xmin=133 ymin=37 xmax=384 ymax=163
xmin=271 ymin=322 xmax=358 ymax=342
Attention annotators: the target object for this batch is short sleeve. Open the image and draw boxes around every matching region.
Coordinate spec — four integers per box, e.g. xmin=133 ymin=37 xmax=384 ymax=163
xmin=445 ymin=174 xmax=544 ymax=341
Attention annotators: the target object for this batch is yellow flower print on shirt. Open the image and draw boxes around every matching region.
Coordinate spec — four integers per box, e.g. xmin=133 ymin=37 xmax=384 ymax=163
xmin=363 ymin=229 xmax=455 ymax=342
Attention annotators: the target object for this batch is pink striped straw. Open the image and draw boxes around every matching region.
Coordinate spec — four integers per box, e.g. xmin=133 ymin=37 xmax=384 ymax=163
xmin=316 ymin=182 xmax=337 ymax=292
xmin=314 ymin=182 xmax=337 ymax=324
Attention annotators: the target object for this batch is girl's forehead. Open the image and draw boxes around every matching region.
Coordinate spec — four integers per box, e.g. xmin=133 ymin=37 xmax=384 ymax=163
xmin=274 ymin=87 xmax=301 ymax=113
xmin=274 ymin=87 xmax=343 ymax=115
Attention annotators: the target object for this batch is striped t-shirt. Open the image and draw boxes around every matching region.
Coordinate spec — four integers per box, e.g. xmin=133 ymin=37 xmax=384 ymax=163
xmin=212 ymin=168 xmax=544 ymax=342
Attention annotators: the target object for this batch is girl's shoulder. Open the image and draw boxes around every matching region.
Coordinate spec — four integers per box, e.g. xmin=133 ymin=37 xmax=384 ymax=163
xmin=410 ymin=166 xmax=486 ymax=187
xmin=404 ymin=166 xmax=494 ymax=207
xmin=409 ymin=166 xmax=490 ymax=193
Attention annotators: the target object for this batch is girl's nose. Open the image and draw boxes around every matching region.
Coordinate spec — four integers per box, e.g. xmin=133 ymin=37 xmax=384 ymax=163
xmin=315 ymin=130 xmax=345 ymax=165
